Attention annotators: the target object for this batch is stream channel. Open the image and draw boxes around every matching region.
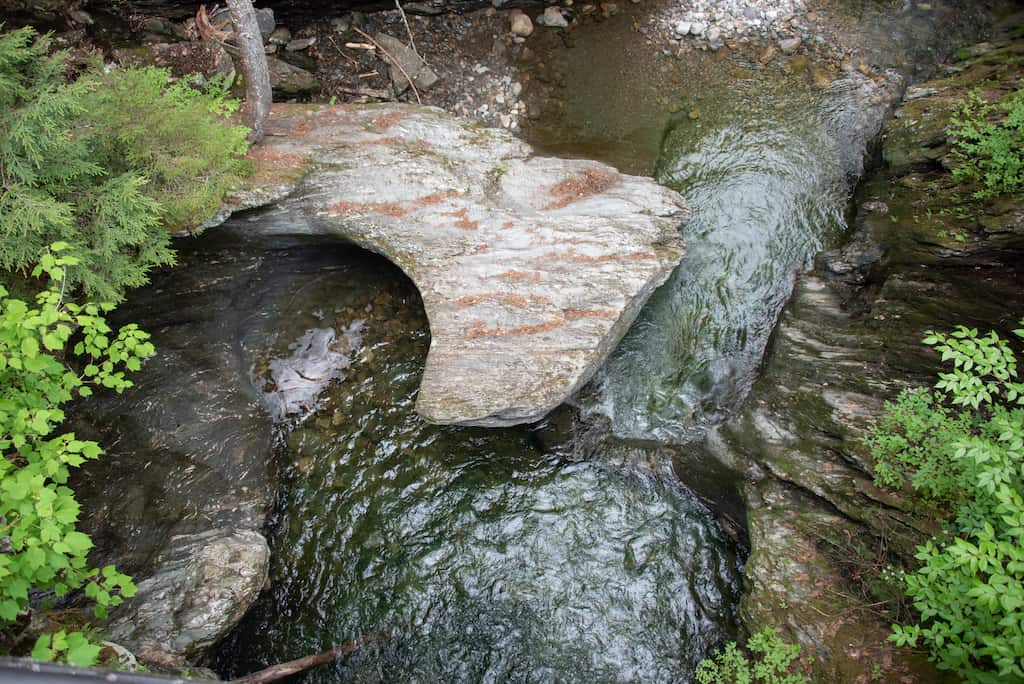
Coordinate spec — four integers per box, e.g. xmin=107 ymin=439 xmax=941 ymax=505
xmin=80 ymin=1 xmax=983 ymax=681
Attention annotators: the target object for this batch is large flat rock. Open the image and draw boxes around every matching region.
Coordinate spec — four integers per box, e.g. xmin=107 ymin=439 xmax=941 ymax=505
xmin=217 ymin=103 xmax=687 ymax=426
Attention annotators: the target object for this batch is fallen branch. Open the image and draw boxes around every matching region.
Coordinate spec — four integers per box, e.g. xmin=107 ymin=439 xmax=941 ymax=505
xmin=328 ymin=36 xmax=359 ymax=66
xmin=352 ymin=27 xmax=422 ymax=104
xmin=229 ymin=633 xmax=387 ymax=684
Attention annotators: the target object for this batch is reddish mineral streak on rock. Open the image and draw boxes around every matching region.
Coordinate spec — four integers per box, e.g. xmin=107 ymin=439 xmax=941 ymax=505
xmin=537 ymin=247 xmax=659 ymax=264
xmin=372 ymin=111 xmax=407 ymax=129
xmin=455 ymin=293 xmax=550 ymax=308
xmin=445 ymin=207 xmax=480 ymax=231
xmin=465 ymin=319 xmax=564 ymax=339
xmin=327 ymin=190 xmax=463 ymax=218
xmin=544 ymin=168 xmax=621 ymax=210
xmin=328 ymin=199 xmax=409 ymax=217
xmin=414 ymin=190 xmax=462 ymax=207
xmin=562 ymin=309 xmax=618 ymax=319
xmin=353 ymin=136 xmax=403 ymax=147
xmin=467 ymin=244 xmax=490 ymax=255
xmin=494 ymin=270 xmax=542 ymax=283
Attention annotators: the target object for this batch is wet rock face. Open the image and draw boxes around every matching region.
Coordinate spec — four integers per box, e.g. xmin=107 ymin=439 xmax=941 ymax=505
xmin=69 ymin=239 xmax=285 ymax=669
xmin=213 ymin=103 xmax=687 ymax=427
xmin=708 ymin=34 xmax=1024 ymax=683
xmin=107 ymin=529 xmax=270 ymax=669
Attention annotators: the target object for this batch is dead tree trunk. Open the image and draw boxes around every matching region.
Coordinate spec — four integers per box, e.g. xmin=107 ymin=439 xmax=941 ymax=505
xmin=225 ymin=0 xmax=271 ymax=142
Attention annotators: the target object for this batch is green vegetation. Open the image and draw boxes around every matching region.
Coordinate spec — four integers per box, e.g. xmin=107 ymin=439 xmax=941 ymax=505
xmin=1 ymin=244 xmax=154 ymax=666
xmin=949 ymin=88 xmax=1024 ymax=199
xmin=0 ymin=24 xmax=251 ymax=667
xmin=866 ymin=323 xmax=1024 ymax=682
xmin=695 ymin=628 xmax=809 ymax=684
xmin=0 ymin=25 xmax=251 ymax=303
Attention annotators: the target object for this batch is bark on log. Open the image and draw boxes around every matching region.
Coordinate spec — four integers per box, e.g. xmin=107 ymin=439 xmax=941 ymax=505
xmin=225 ymin=0 xmax=271 ymax=142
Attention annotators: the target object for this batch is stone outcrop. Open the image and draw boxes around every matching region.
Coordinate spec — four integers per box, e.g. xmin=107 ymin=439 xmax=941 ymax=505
xmin=212 ymin=103 xmax=688 ymax=427
xmin=70 ymin=241 xmax=280 ymax=669
xmin=707 ymin=34 xmax=1024 ymax=682
xmin=107 ymin=529 xmax=269 ymax=669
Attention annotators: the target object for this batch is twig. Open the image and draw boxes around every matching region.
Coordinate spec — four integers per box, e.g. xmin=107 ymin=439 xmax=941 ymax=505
xmin=328 ymin=36 xmax=358 ymax=67
xmin=353 ymin=27 xmax=422 ymax=104
xmin=229 ymin=633 xmax=386 ymax=684
xmin=394 ymin=0 xmax=425 ymax=66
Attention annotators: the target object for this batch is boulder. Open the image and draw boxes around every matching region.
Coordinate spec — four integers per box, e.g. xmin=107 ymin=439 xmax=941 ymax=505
xmin=265 ymin=54 xmax=320 ymax=97
xmin=209 ymin=103 xmax=688 ymax=427
xmin=107 ymin=529 xmax=269 ymax=669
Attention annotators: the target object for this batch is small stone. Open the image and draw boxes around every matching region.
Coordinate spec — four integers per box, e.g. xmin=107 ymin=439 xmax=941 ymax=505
xmin=268 ymin=27 xmax=292 ymax=45
xmin=673 ymin=20 xmax=691 ymax=36
xmin=600 ymin=2 xmax=618 ymax=17
xmin=69 ymin=9 xmax=94 ymax=25
xmin=509 ymin=9 xmax=534 ymax=37
xmin=706 ymin=27 xmax=721 ymax=43
xmin=536 ymin=6 xmax=569 ymax=28
xmin=688 ymin=107 xmax=701 ymax=120
xmin=758 ymin=45 xmax=776 ymax=64
xmin=779 ymin=36 xmax=801 ymax=54
xmin=330 ymin=15 xmax=352 ymax=33
xmin=743 ymin=6 xmax=759 ymax=19
xmin=689 ymin=22 xmax=706 ymax=36
xmin=511 ymin=81 xmax=523 ymax=96
xmin=286 ymin=36 xmax=317 ymax=52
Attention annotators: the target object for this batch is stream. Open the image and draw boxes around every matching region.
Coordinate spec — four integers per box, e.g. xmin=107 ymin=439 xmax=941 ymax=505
xmin=70 ymin=0 xmax=995 ymax=681
xmin=215 ymin=53 xmax=847 ymax=680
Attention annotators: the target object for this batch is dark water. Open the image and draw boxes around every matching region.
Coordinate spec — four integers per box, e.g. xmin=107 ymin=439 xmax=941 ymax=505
xmin=202 ymin=219 xmax=741 ymax=682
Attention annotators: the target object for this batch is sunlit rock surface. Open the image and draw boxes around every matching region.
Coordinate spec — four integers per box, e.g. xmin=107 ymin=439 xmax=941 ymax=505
xmin=213 ymin=103 xmax=687 ymax=426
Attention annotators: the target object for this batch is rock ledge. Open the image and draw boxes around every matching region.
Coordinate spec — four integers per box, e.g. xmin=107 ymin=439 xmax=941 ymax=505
xmin=217 ymin=103 xmax=688 ymax=426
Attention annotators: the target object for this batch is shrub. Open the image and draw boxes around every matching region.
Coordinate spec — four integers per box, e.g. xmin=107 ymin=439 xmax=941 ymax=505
xmin=867 ymin=323 xmax=1024 ymax=682
xmin=0 ymin=244 xmax=154 ymax=665
xmin=0 ymin=26 xmax=251 ymax=302
xmin=949 ymin=88 xmax=1024 ymax=199
xmin=695 ymin=627 xmax=809 ymax=684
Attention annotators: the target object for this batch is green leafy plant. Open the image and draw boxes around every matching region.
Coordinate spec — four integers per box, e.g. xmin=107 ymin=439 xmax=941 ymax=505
xmin=866 ymin=322 xmax=1024 ymax=682
xmin=695 ymin=627 xmax=809 ymax=684
xmin=0 ymin=25 xmax=251 ymax=302
xmin=949 ymin=88 xmax=1024 ymax=199
xmin=1 ymin=244 xmax=154 ymax=666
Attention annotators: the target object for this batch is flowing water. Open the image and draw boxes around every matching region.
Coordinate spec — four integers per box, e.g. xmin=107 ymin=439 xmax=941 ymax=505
xmin=212 ymin=26 xmax=857 ymax=684
xmin=589 ymin=76 xmax=851 ymax=442
xmin=205 ymin=223 xmax=742 ymax=681
xmin=212 ymin=63 xmax=843 ymax=680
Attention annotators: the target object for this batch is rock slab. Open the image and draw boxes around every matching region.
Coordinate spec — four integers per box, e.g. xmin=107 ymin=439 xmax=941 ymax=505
xmin=214 ymin=103 xmax=688 ymax=426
